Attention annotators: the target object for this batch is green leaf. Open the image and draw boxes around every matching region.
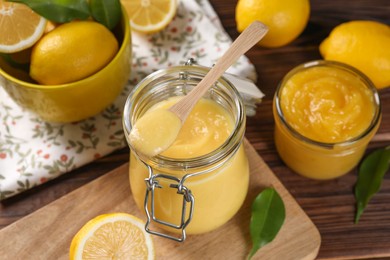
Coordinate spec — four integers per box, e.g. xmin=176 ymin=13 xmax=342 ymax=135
xmin=355 ymin=146 xmax=390 ymax=223
xmin=248 ymin=188 xmax=286 ymax=259
xmin=8 ymin=0 xmax=90 ymax=23
xmin=89 ymin=0 xmax=121 ymax=30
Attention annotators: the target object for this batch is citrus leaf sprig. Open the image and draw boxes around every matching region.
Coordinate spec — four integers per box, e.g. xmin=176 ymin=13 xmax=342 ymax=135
xmin=7 ymin=0 xmax=121 ymax=30
xmin=90 ymin=0 xmax=121 ymax=30
xmin=354 ymin=146 xmax=390 ymax=223
xmin=248 ymin=188 xmax=285 ymax=259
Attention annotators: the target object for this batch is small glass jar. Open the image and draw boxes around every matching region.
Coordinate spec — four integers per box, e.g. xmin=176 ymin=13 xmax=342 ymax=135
xmin=123 ymin=63 xmax=249 ymax=241
xmin=273 ymin=60 xmax=381 ymax=180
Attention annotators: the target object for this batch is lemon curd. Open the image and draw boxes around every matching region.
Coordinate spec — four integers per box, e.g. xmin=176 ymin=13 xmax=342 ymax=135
xmin=274 ymin=61 xmax=381 ymax=180
xmin=129 ymin=97 xmax=249 ymax=234
xmin=123 ymin=66 xmax=249 ymax=238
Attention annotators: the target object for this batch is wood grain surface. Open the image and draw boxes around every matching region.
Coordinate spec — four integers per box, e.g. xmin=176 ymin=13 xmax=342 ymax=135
xmin=1 ymin=1 xmax=390 ymax=259
xmin=0 ymin=141 xmax=321 ymax=259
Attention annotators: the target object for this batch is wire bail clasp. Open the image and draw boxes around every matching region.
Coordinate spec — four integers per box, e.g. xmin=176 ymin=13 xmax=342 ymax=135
xmin=143 ymin=163 xmax=195 ymax=242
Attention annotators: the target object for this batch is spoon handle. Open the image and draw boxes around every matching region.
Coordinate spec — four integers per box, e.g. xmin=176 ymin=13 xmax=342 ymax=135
xmin=170 ymin=21 xmax=268 ymax=122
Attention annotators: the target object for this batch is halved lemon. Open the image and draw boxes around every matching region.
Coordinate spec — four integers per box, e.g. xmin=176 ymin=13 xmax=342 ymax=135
xmin=121 ymin=0 xmax=177 ymax=33
xmin=69 ymin=213 xmax=154 ymax=260
xmin=0 ymin=1 xmax=47 ymax=53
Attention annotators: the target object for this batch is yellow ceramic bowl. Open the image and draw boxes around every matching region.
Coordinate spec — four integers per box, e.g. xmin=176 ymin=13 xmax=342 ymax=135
xmin=0 ymin=8 xmax=131 ymax=123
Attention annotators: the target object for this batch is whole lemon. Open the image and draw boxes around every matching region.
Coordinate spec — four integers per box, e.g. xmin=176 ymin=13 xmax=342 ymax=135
xmin=30 ymin=21 xmax=118 ymax=85
xmin=320 ymin=20 xmax=390 ymax=89
xmin=235 ymin=0 xmax=310 ymax=48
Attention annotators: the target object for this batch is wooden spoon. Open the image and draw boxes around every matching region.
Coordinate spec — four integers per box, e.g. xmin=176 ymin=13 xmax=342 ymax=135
xmin=169 ymin=21 xmax=268 ymax=123
xmin=129 ymin=21 xmax=268 ymax=157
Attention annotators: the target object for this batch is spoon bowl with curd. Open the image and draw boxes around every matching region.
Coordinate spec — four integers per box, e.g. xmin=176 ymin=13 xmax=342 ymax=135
xmin=128 ymin=21 xmax=268 ymax=157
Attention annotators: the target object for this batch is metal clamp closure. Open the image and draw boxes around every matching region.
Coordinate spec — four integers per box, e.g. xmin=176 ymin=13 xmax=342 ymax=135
xmin=143 ymin=164 xmax=195 ymax=242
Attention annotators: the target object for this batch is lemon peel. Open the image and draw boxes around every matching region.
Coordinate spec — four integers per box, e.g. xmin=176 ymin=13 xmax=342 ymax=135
xmin=320 ymin=20 xmax=390 ymax=89
xmin=30 ymin=21 xmax=118 ymax=85
xmin=235 ymin=0 xmax=310 ymax=48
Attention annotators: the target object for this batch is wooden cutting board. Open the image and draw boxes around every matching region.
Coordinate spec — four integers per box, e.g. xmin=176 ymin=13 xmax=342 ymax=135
xmin=0 ymin=140 xmax=321 ymax=259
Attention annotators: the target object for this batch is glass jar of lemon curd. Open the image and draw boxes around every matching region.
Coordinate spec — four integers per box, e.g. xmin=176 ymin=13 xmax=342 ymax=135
xmin=123 ymin=62 xmax=249 ymax=241
xmin=273 ymin=60 xmax=381 ymax=180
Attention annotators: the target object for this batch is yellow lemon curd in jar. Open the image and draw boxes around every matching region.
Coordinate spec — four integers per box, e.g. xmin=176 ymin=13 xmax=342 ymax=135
xmin=129 ymin=97 xmax=249 ymax=234
xmin=274 ymin=63 xmax=380 ymax=180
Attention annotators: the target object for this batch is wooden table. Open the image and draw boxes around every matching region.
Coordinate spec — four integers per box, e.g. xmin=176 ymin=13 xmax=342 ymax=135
xmin=1 ymin=1 xmax=390 ymax=259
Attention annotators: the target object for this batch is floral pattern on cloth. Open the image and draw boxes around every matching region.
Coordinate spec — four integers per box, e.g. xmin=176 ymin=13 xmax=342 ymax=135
xmin=0 ymin=0 xmax=258 ymax=200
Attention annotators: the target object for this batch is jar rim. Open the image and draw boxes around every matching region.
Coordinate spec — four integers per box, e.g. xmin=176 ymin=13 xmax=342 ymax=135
xmin=123 ymin=65 xmax=246 ymax=171
xmin=274 ymin=60 xmax=382 ymax=149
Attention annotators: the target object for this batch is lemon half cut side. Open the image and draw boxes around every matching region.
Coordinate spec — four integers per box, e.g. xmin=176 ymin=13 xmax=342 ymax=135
xmin=0 ymin=1 xmax=47 ymax=53
xmin=69 ymin=213 xmax=154 ymax=260
xmin=121 ymin=0 xmax=177 ymax=33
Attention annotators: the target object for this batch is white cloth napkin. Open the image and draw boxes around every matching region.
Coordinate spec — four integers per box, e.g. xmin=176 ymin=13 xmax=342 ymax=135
xmin=0 ymin=0 xmax=259 ymax=200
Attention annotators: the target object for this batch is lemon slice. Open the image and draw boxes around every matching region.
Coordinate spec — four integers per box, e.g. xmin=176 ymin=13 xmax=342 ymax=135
xmin=0 ymin=1 xmax=47 ymax=53
xmin=70 ymin=213 xmax=154 ymax=260
xmin=121 ymin=0 xmax=177 ymax=33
